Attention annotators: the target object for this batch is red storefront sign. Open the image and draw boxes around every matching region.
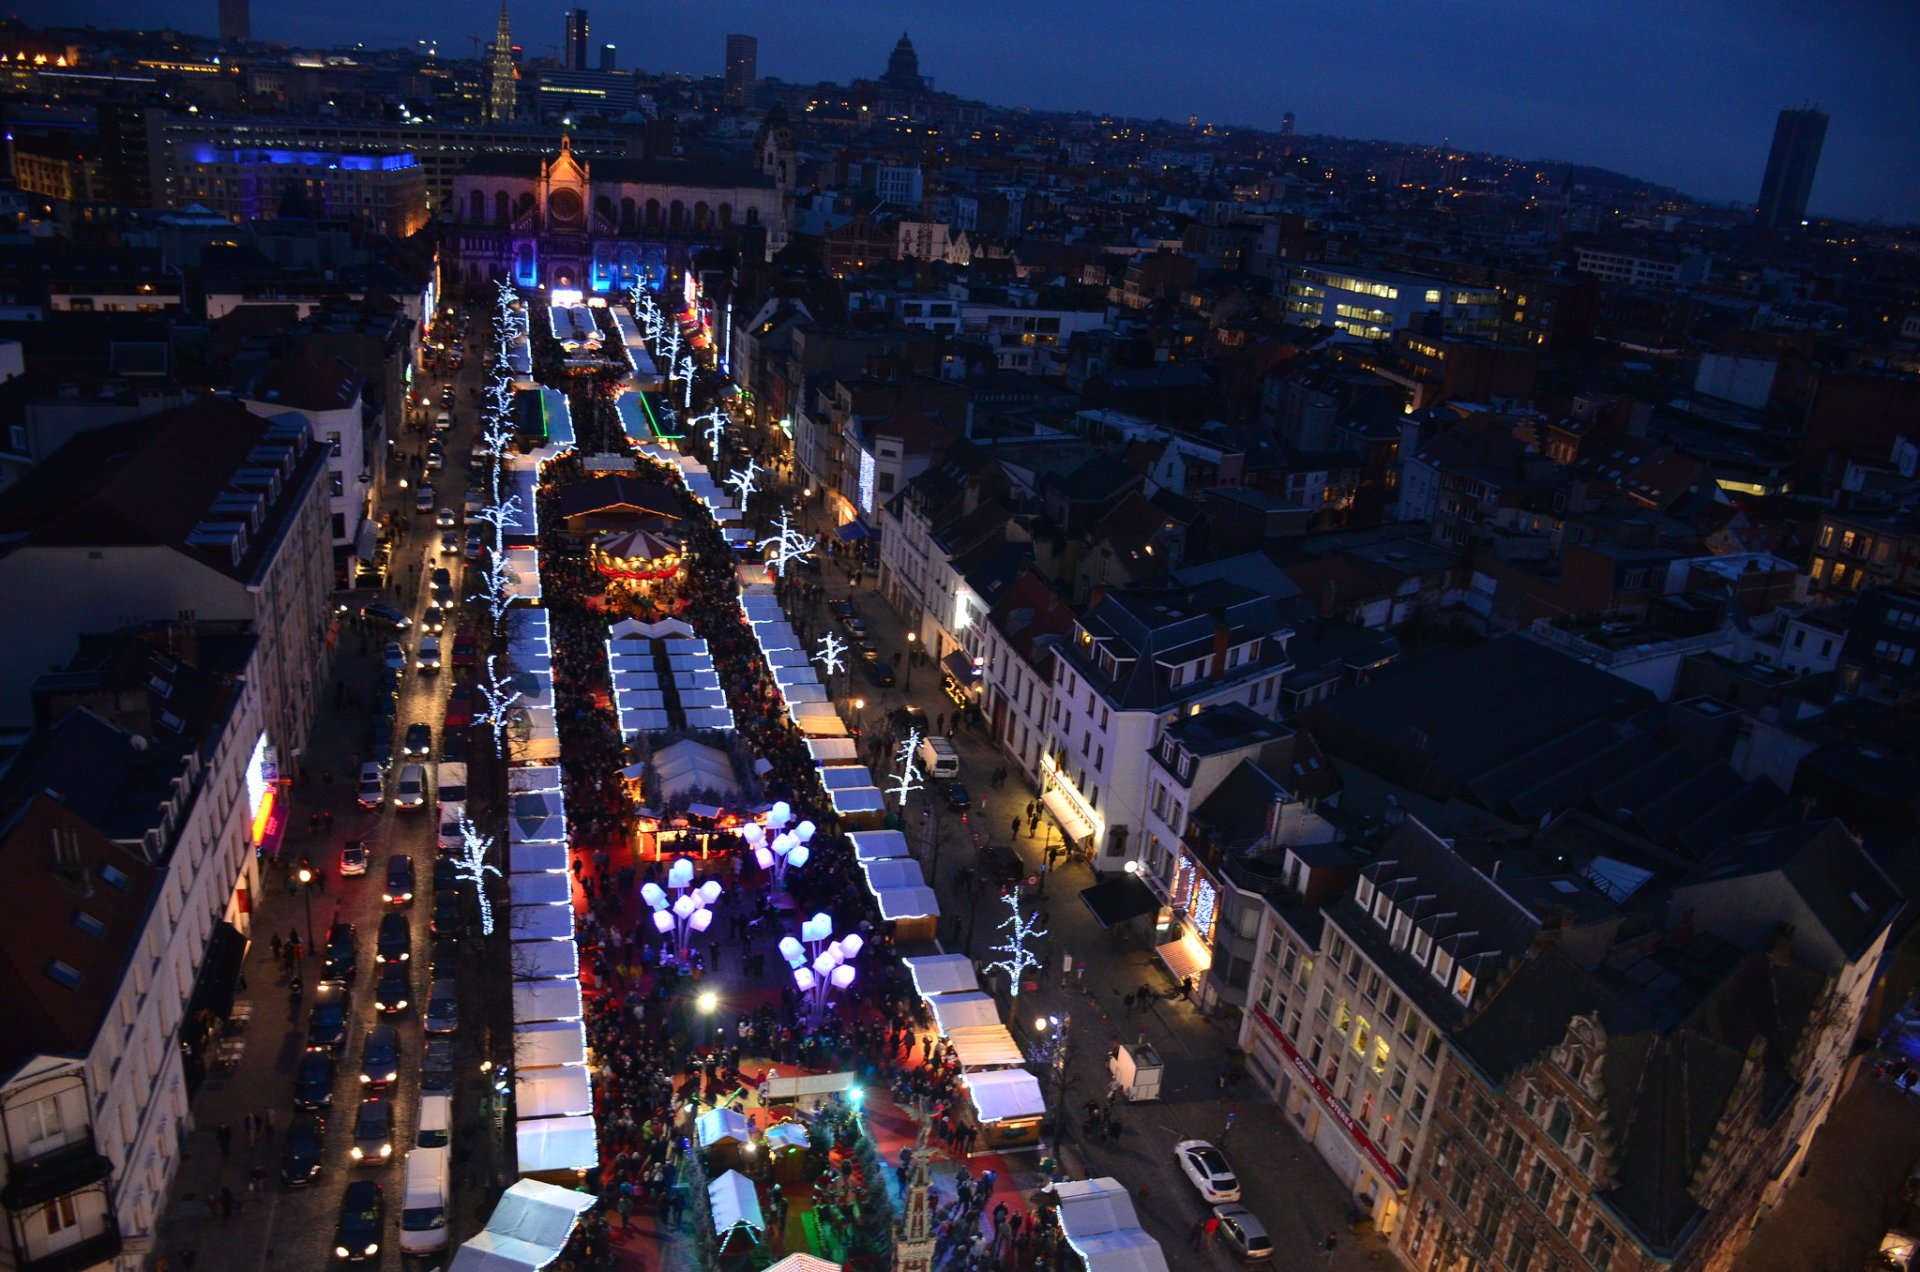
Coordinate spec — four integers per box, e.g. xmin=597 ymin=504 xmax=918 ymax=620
xmin=1252 ymin=1005 xmax=1405 ymax=1189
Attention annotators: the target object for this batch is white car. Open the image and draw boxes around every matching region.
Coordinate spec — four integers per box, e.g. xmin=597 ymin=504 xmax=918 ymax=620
xmin=394 ymin=763 xmax=428 ymax=811
xmin=414 ymin=487 xmax=434 ymax=513
xmin=417 ymin=637 xmax=442 ymax=672
xmin=438 ymin=531 xmax=460 ymax=556
xmin=356 ymin=761 xmax=385 ymax=810
xmin=1175 ymin=1140 xmax=1241 ymax=1203
xmin=435 ymin=508 xmax=456 ymax=529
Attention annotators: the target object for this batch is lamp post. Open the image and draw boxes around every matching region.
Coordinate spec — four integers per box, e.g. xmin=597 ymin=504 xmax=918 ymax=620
xmin=1033 ymin=1011 xmax=1072 ymax=1147
xmin=296 ymin=866 xmax=316 ymax=956
xmin=905 ymin=631 xmax=916 ymax=691
xmin=852 ymin=697 xmax=866 ymax=735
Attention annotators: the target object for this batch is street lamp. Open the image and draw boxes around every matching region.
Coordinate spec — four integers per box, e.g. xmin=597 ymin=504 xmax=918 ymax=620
xmin=852 ymin=697 xmax=865 ymax=733
xmin=696 ymin=991 xmax=718 ymax=1015
xmin=905 ymin=631 xmax=917 ymax=690
xmin=296 ymin=866 xmax=316 ymax=956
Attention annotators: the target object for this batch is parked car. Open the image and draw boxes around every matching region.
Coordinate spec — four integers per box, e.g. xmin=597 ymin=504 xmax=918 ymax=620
xmin=321 ymin=922 xmax=358 ymax=985
xmin=370 ymin=734 xmax=394 ymax=772
xmin=430 ymin=566 xmax=452 ymax=593
xmin=383 ymin=854 xmax=416 ymax=906
xmin=451 ymin=638 xmax=476 ymax=669
xmin=426 ymin=447 xmax=445 ymax=472
xmin=826 ymin=598 xmax=853 ymax=620
xmin=424 ymin=978 xmax=460 ymax=1034
xmin=431 ymin=889 xmax=464 ymax=938
xmin=356 ymin=762 xmax=385 ymax=809
xmin=376 ymin=911 xmax=412 ymax=964
xmin=1175 ymin=1140 xmax=1241 ymax=1202
xmin=348 ymin=1100 xmax=393 ymax=1167
xmin=280 ymin=1112 xmax=326 ymax=1188
xmin=338 ymin=840 xmax=369 ymax=877
xmin=431 ymin=580 xmax=452 ymax=608
xmin=1211 ymin=1204 xmax=1272 ymax=1261
xmin=854 ymin=639 xmax=880 ymax=661
xmin=841 ymin=615 xmax=869 ymax=639
xmin=394 ymin=763 xmax=428 ymax=811
xmin=403 ymin=723 xmax=432 ymax=757
xmin=305 ymin=985 xmax=350 ymax=1055
xmin=361 ymin=602 xmax=410 ymax=630
xmin=417 ymin=636 xmax=442 ymax=672
xmin=432 ymin=857 xmax=459 ymax=893
xmin=358 ymin=1024 xmax=400 ymax=1090
xmin=438 ymin=729 xmax=469 ymax=763
xmin=429 ymin=933 xmax=460 ymax=978
xmin=464 ymin=528 xmax=484 ymax=559
xmin=862 ymin=659 xmax=896 ymax=687
xmin=421 ymin=1039 xmax=456 ymax=1096
xmin=294 ymin=1051 xmax=337 ymax=1107
xmin=382 ymin=642 xmax=407 ymax=673
xmin=373 ymin=964 xmax=412 ymax=1015
xmin=945 ymin=782 xmax=971 ymax=812
xmin=414 ymin=486 xmax=434 ymax=513
xmin=444 ymin=686 xmax=473 ymax=729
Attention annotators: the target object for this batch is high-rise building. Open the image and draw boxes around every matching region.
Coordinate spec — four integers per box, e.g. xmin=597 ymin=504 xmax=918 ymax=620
xmin=487 ymin=1 xmax=518 ymax=124
xmin=218 ymin=0 xmax=249 ymax=42
xmin=599 ymin=42 xmax=616 ymax=72
xmin=1755 ymin=106 xmax=1828 ymax=230
xmin=564 ymin=8 xmax=590 ymax=71
xmin=725 ymin=33 xmax=758 ymax=110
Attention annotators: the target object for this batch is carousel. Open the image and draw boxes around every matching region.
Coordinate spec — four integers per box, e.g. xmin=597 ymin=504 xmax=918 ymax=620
xmin=592 ymin=527 xmax=685 ymax=613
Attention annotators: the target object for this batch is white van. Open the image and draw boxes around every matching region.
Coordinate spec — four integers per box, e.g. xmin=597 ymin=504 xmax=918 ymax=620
xmin=437 ymin=801 xmax=466 ymax=854
xmin=415 ymin=1093 xmax=451 ymax=1149
xmin=397 ymin=1146 xmax=450 ymax=1256
xmin=917 ymin=735 xmax=960 ymax=779
xmin=437 ymin=762 xmax=468 ymax=808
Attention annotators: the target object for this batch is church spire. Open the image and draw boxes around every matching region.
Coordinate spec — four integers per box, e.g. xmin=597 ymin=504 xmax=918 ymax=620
xmin=487 ymin=1 xmax=518 ymax=124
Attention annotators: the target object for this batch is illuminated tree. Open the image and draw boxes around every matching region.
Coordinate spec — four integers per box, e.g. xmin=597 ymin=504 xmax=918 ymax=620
xmin=453 ymin=812 xmax=502 ymax=936
xmin=983 ymin=892 xmax=1048 ymax=998
xmin=726 ymin=458 xmax=760 ymax=511
xmin=758 ymin=507 xmax=818 ymax=576
xmin=475 ymin=653 xmax=522 ymax=757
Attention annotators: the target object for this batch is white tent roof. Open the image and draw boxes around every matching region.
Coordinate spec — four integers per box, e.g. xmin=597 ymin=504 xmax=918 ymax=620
xmin=511 ymin=842 xmax=569 ymax=875
xmin=945 ymin=1023 xmax=1026 ymax=1069
xmin=707 ymin=1169 xmax=764 ymax=1236
xmin=862 ymin=858 xmax=926 ymax=892
xmin=508 ymin=765 xmax=563 ymax=793
xmin=608 ymin=616 xmax=695 ymax=640
xmin=517 ymin=1065 xmax=592 ymax=1118
xmin=794 ymin=710 xmax=848 ymax=738
xmin=829 ymin=786 xmax=887 ymax=816
xmin=961 ymin=1068 xmax=1047 ymax=1123
xmin=765 ymin=1255 xmax=842 ymax=1272
xmin=509 ymin=902 xmax=574 ymax=943
xmin=511 ymin=977 xmax=583 ymax=1023
xmin=819 ymin=765 xmax=874 ymax=789
xmin=1049 ymin=1178 xmax=1171 ymax=1272
xmin=848 ymin=829 xmax=909 ymax=861
xmin=511 ymin=871 xmax=572 ymax=907
xmin=904 ymin=953 xmax=977 ymax=997
xmin=508 ymin=815 xmax=567 ymax=846
xmin=449 ymin=1179 xmax=594 ymax=1272
xmin=652 ymin=738 xmax=740 ymax=801
xmin=513 ymin=940 xmax=578 ymax=980
xmin=873 ymin=884 xmax=939 ymax=920
xmin=695 ymin=1106 xmax=752 ymax=1147
xmin=928 ymin=991 xmax=1001 ymax=1035
xmin=514 ymin=1019 xmax=588 ymax=1069
xmin=806 ymin=737 xmax=859 ymax=762
xmin=515 ymin=1114 xmax=597 ymax=1175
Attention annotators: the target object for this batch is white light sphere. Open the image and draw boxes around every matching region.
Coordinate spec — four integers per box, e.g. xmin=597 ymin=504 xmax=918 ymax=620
xmin=830 ymin=964 xmax=857 ymax=989
xmin=754 ymin=846 xmax=774 ymax=870
xmin=672 ymin=893 xmax=699 ymax=919
xmin=640 ymin=882 xmax=666 ymax=909
xmin=840 ymin=933 xmax=864 ymax=959
xmin=699 ymin=880 xmax=723 ymax=904
xmin=778 ymin=936 xmax=805 ymax=967
xmin=690 ymin=908 xmax=714 ymax=933
xmin=793 ymin=967 xmax=816 ymax=992
xmin=767 ymin=802 xmax=791 ymax=829
xmin=742 ymin=824 xmax=766 ymax=848
xmin=787 ymin=845 xmax=810 ymax=869
xmin=794 ymin=821 xmax=816 ymax=843
xmin=667 ymin=858 xmax=694 ymax=889
xmin=652 ymin=909 xmax=675 ymax=934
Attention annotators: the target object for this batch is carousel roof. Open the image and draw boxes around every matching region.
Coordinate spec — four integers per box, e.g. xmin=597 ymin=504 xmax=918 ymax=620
xmin=597 ymin=527 xmax=679 ymax=562
xmin=651 ymin=738 xmax=740 ymax=802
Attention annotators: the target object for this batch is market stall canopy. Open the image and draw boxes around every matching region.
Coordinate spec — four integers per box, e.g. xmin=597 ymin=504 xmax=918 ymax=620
xmin=512 ymin=940 xmax=579 ymax=980
xmin=820 ymin=765 xmax=875 ymax=790
xmin=961 ymin=1069 xmax=1047 ymax=1123
xmin=928 ymin=991 xmax=1000 ymax=1035
xmin=765 ymin=1254 xmax=842 ymax=1272
xmin=695 ymin=1107 xmax=752 ymax=1148
xmin=608 ymin=616 xmax=696 ymax=640
xmin=517 ymin=1066 xmax=592 ymax=1119
xmin=862 ymin=859 xmax=927 ymax=892
xmin=508 ymin=815 xmax=567 ymax=846
xmin=1047 ymin=1178 xmax=1170 ymax=1272
xmin=945 ymin=1023 xmax=1026 ymax=1069
xmin=448 ymin=1178 xmax=594 ymax=1272
xmin=872 ymin=884 xmax=939 ymax=921
xmin=509 ymin=902 xmax=574 ymax=943
xmin=904 ymin=952 xmax=978 ymax=997
xmin=848 ymin=829 xmax=909 ymax=862
xmin=807 ymin=737 xmax=859 ymax=763
xmin=829 ymin=786 xmax=887 ymax=817
xmin=515 ymin=1115 xmax=597 ymax=1175
xmin=511 ymin=977 xmax=583 ymax=1023
xmin=513 ymin=1019 xmax=588 ymax=1068
xmin=763 ymin=1122 xmax=810 ymax=1152
xmin=508 ymin=765 xmax=563 ymax=793
xmin=511 ymin=871 xmax=571 ymax=907
xmin=707 ymin=1169 xmax=765 ymax=1243
xmin=651 ymin=738 xmax=740 ymax=802
xmin=793 ymin=710 xmax=848 ymax=738
xmin=511 ymin=842 xmax=569 ymax=875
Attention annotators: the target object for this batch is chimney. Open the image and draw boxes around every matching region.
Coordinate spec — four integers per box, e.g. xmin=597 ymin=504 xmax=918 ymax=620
xmin=1209 ymin=607 xmax=1231 ymax=679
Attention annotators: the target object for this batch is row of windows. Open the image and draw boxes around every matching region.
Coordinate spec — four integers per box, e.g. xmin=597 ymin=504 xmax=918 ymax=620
xmin=1354 ymin=876 xmax=1478 ymax=1006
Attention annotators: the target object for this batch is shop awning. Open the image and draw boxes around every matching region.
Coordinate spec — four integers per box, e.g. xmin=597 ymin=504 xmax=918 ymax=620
xmin=1079 ymin=874 xmax=1158 ymax=928
xmin=186 ymin=921 xmax=248 ymax=1025
xmin=834 ymin=520 xmax=871 ymax=542
xmin=961 ymin=1068 xmax=1047 ymax=1123
xmin=353 ymin=518 xmax=379 ymax=561
xmin=904 ymin=952 xmax=978 ymax=998
xmin=1043 ymin=788 xmax=1096 ymax=846
xmin=1154 ymin=929 xmax=1213 ymax=984
xmin=943 ymin=650 xmax=982 ymax=683
xmin=928 ymin=991 xmax=1000 ymax=1035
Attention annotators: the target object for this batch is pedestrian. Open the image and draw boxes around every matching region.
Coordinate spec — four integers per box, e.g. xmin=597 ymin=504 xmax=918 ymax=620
xmin=215 ymin=1123 xmax=232 ymax=1159
xmin=1204 ymin=1214 xmax=1221 ymax=1247
xmin=248 ymin=1161 xmax=265 ymax=1194
xmin=244 ymin=1110 xmax=261 ymax=1147
xmin=270 ymin=934 xmax=283 ymax=963
xmin=1189 ymin=1218 xmax=1207 ymax=1250
xmin=1324 ymin=1231 xmax=1340 ymax=1260
xmin=1010 ymin=814 xmax=1021 ymax=839
xmin=217 ymin=1187 xmax=236 ymax=1221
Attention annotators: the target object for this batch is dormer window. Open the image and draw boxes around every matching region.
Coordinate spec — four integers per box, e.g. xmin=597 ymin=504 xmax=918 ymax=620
xmin=1390 ymin=912 xmax=1412 ymax=950
xmin=1355 ymin=877 xmax=1375 ymax=909
xmin=1371 ymin=892 xmax=1392 ymax=928
xmin=1432 ymin=948 xmax=1454 ymax=988
xmin=1411 ymin=928 xmax=1433 ymax=966
xmin=1453 ymin=966 xmax=1475 ymax=1005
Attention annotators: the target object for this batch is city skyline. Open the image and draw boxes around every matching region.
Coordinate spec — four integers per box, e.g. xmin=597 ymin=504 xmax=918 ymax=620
xmin=40 ymin=0 xmax=1920 ymax=224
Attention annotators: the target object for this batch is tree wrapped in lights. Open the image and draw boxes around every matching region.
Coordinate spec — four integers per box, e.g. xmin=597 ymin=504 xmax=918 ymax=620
xmin=887 ymin=727 xmax=925 ymax=808
xmin=453 ymin=812 xmax=503 ymax=937
xmin=475 ymin=654 xmax=522 ymax=758
xmin=471 ymin=550 xmax=517 ymax=634
xmin=778 ymin=916 xmax=864 ymax=1021
xmin=472 ymin=494 xmax=522 ymax=561
xmin=639 ymin=857 xmax=721 ymax=962
xmin=742 ymin=802 xmax=816 ymax=889
xmin=815 ymin=632 xmax=846 ymax=678
xmin=689 ymin=409 xmax=726 ymax=459
xmin=677 ymin=352 xmax=697 ymax=410
xmin=726 ymin=457 xmax=760 ymax=511
xmin=984 ymin=892 xmax=1048 ymax=998
xmin=758 ymin=508 xmax=818 ymax=577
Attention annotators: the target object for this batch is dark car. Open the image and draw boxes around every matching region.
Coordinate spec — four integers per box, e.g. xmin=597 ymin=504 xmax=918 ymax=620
xmin=444 ymin=686 xmax=473 ymax=730
xmin=862 ymin=659 xmax=896 ymax=687
xmin=338 ymin=840 xmax=369 ymax=877
xmin=321 ymin=923 xmax=358 ymax=984
xmin=403 ymin=723 xmax=432 ymax=756
xmin=451 ymin=638 xmax=477 ymax=669
xmin=431 ymin=889 xmax=464 ymax=937
xmin=361 ymin=602 xmax=411 ymax=631
xmin=370 ymin=734 xmax=394 ymax=773
xmin=826 ymin=598 xmax=853 ymax=620
xmin=430 ymin=566 xmax=451 ymax=592
xmin=424 ymin=978 xmax=459 ymax=1035
xmin=348 ymin=1099 xmax=393 ymax=1167
xmin=358 ymin=1024 xmax=400 ymax=1090
xmin=377 ymin=667 xmax=402 ymax=702
xmin=982 ymin=843 xmax=1026 ymax=888
xmin=305 ymin=985 xmax=350 ymax=1055
xmin=280 ymin=1112 xmax=326 ymax=1187
xmin=432 ymin=857 xmax=459 ymax=893
xmin=438 ymin=729 xmax=470 ymax=763
xmin=430 ymin=932 xmax=461 ymax=977
xmin=334 ymin=1178 xmax=384 ymax=1260
xmin=890 ymin=704 xmax=928 ymax=732
xmin=945 ymin=782 xmax=971 ymax=812
xmin=383 ymin=854 xmax=416 ymax=906
xmin=421 ymin=1038 xmax=456 ymax=1096
xmin=373 ymin=964 xmax=412 ymax=1015
xmin=853 ymin=639 xmax=880 ymax=661
xmin=294 ymin=1051 xmax=337 ymax=1108
xmin=373 ymin=692 xmax=397 ymax=722
xmin=841 ymin=615 xmax=869 ymax=639
xmin=375 ymin=911 xmax=411 ymax=964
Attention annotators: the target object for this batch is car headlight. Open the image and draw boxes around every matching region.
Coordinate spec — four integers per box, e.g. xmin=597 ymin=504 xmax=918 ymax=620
xmin=381 ymin=1143 xmax=392 ymax=1157
xmin=395 ymin=1000 xmax=408 ymax=1011
xmin=360 ymin=1073 xmax=370 ymax=1083
xmin=349 ymin=1146 xmax=364 ymax=1159
xmin=336 ymin=1246 xmax=351 ymax=1259
xmin=365 ymin=1244 xmax=379 ymax=1256
xmin=385 ymin=1071 xmax=397 ymax=1082
xmin=382 ymin=893 xmax=393 ymax=903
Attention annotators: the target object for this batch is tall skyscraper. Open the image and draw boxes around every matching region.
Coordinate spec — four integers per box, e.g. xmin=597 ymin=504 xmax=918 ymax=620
xmin=487 ymin=2 xmax=518 ymax=124
xmin=599 ymin=42 xmax=616 ymax=72
xmin=564 ymin=8 xmax=589 ymax=71
xmin=218 ymin=0 xmax=249 ymax=42
xmin=1755 ymin=106 xmax=1828 ymax=230
xmin=725 ymin=34 xmax=758 ymax=110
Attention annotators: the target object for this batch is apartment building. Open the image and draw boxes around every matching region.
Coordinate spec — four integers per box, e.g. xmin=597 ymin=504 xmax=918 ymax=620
xmin=1285 ymin=266 xmax=1499 ymax=342
xmin=1808 ymin=507 xmax=1920 ymax=597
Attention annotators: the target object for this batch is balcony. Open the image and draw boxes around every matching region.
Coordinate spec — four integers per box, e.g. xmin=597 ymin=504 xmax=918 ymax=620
xmin=21 ymin=1227 xmax=122 ymax=1272
xmin=0 ymin=1136 xmax=113 ymax=1212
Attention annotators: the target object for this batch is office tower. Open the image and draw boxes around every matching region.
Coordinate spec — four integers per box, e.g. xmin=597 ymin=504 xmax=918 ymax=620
xmin=1755 ymin=106 xmax=1828 ymax=230
xmin=564 ymin=8 xmax=589 ymax=71
xmin=218 ymin=0 xmax=249 ymax=42
xmin=725 ymin=34 xmax=758 ymax=110
xmin=600 ymin=42 xmax=616 ymax=71
xmin=1281 ymin=111 xmax=1295 ymax=156
xmin=487 ymin=1 xmax=518 ymax=123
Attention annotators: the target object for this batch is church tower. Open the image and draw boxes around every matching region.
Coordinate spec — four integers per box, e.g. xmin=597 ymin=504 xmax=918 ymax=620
xmin=891 ymin=1114 xmax=940 ymax=1272
xmin=487 ymin=2 xmax=518 ymax=124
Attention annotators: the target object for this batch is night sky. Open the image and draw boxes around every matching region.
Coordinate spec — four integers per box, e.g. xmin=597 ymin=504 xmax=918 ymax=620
xmin=38 ymin=0 xmax=1920 ymax=223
